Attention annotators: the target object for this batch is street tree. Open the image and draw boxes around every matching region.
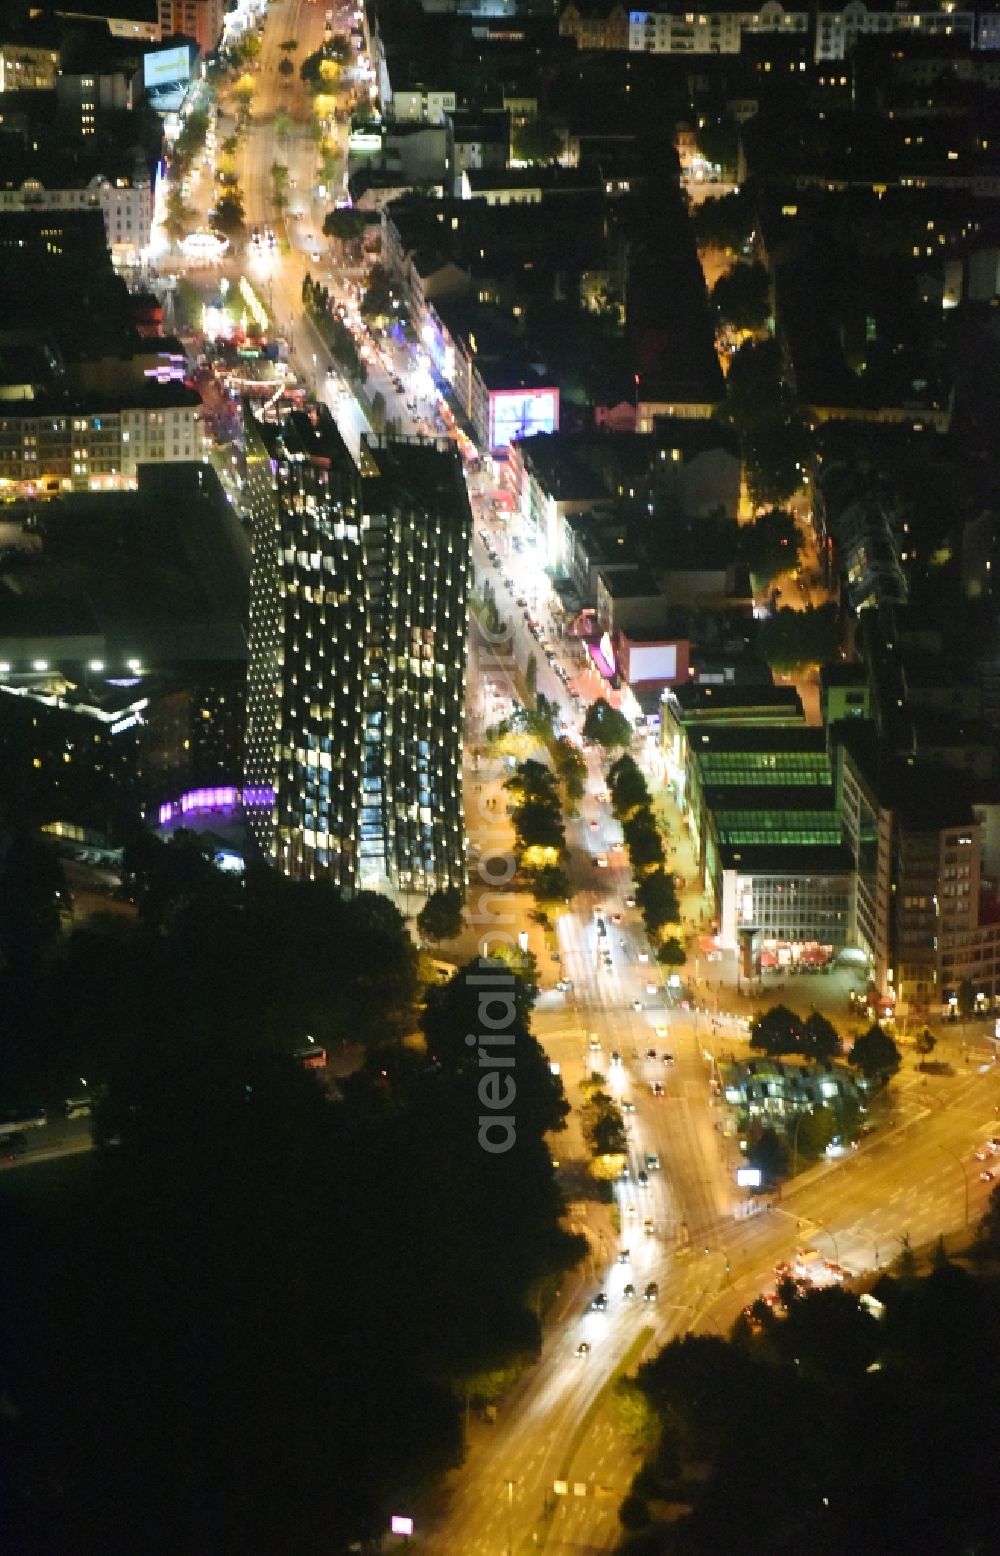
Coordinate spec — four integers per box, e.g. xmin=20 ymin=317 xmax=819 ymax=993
xmin=759 ymin=603 xmax=841 ymax=672
xmin=506 ymin=758 xmax=560 ymax=807
xmin=582 ymin=697 xmax=632 ymax=751
xmin=608 ymin=752 xmax=649 ymax=817
xmin=710 ymin=262 xmax=770 ymax=331
xmin=746 ymin=1122 xmax=790 ymax=1184
xmin=691 ymin=186 xmax=755 ymax=253
xmin=552 ymin=737 xmax=586 ymax=812
xmin=957 ymin=977 xmax=977 ymax=1021
xmin=582 ymin=1090 xmax=628 ymax=1158
xmin=362 ymin=264 xmax=395 ymax=318
xmin=233 ymin=73 xmax=255 ymax=111
xmin=416 ymin=887 xmax=464 ymax=944
xmin=750 ymin=1004 xmax=804 ymax=1058
xmin=323 ymin=207 xmax=366 ymax=256
xmin=635 ymin=870 xmax=680 ymax=934
xmin=163 ymin=186 xmax=193 ymax=245
xmin=211 ymin=191 xmax=246 ymax=242
xmin=793 ymin=1104 xmax=836 ymax=1159
xmin=532 ymin=863 xmax=571 ymax=901
xmin=623 ymin=809 xmax=664 ymax=872
xmin=657 ymin=935 xmax=686 ymax=969
xmin=738 ymin=507 xmax=801 ymax=586
xmin=849 ymin=1024 xmax=902 ymax=1084
xmin=801 ymin=1010 xmax=842 ymax=1063
xmin=744 ymin=415 xmax=811 ymax=508
xmin=511 ymin=798 xmax=564 ymax=855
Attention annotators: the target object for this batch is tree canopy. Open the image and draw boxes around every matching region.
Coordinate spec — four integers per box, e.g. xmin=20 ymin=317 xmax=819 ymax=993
xmin=849 ymin=1023 xmax=902 ymax=1083
xmin=0 ymin=880 xmax=583 ymax=1554
xmin=622 ymin=1263 xmax=1000 ymax=1554
xmin=711 ymin=262 xmax=770 ymax=331
xmin=416 ymin=886 xmax=464 ymax=943
xmin=582 ymin=698 xmax=632 ymax=751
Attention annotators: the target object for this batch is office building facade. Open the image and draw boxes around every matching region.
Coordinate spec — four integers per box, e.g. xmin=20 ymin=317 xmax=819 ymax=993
xmin=244 ymin=404 xmax=470 ymax=896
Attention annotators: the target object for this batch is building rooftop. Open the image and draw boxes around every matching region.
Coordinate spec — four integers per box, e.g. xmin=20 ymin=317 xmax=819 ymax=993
xmin=0 ymin=463 xmax=249 ymax=667
xmin=716 ymin=841 xmax=855 ymax=874
xmin=598 ymin=564 xmax=661 ymax=598
xmin=668 ymin=682 xmax=803 ymax=718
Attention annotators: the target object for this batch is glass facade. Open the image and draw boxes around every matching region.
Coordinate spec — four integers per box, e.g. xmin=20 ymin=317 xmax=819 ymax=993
xmin=243 ymin=405 xmax=470 ymax=893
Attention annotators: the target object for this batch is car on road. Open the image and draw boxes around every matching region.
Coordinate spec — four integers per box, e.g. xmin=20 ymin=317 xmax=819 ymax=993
xmin=625 ymin=1202 xmax=637 ymax=1218
xmin=589 ymin=1035 xmax=601 ymax=1051
xmin=555 ymin=979 xmax=573 ymax=992
xmin=623 ymin=1283 xmax=636 ymax=1299
xmin=645 ymin=982 xmax=658 ymax=995
xmin=610 ymin=1051 xmax=622 ymax=1067
xmin=591 ymin=1292 xmax=608 ymax=1311
xmin=651 ymin=1082 xmax=664 ymax=1097
xmin=611 ymin=912 xmax=622 ymax=924
xmin=624 ymin=895 xmax=636 ymax=908
xmin=645 ymin=1047 xmax=657 ymax=1060
xmin=596 ymin=855 xmax=608 ymax=868
xmin=589 ymin=819 xmax=598 ymax=830
xmin=662 ymin=1052 xmax=675 ymax=1065
xmin=981 ymin=1170 xmax=995 ymax=1182
xmin=637 ymin=1169 xmax=648 ymax=1187
xmin=622 ymin=1100 xmax=636 ymax=1113
xmin=975 ymin=1149 xmax=989 ymax=1161
xmin=638 ymin=950 xmax=649 ymax=963
xmin=575 ymin=1341 xmax=591 ymax=1357
xmin=632 ymin=998 xmax=643 ymax=1011
xmin=644 ymin=1281 xmax=659 ymax=1301
xmin=646 ymin=1152 xmax=660 ymax=1170
xmin=643 ymin=1218 xmax=655 ymax=1236
xmin=618 ymin=1249 xmax=630 ymax=1263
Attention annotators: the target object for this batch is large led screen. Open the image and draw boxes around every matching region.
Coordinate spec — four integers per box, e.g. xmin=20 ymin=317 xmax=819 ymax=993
xmin=488 ymin=387 xmax=559 ymax=452
xmin=144 ymin=45 xmax=193 ymax=111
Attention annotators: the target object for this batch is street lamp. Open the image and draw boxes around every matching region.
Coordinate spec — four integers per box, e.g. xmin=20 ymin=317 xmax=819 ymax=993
xmin=505 ymin=1478 xmax=516 ymax=1556
xmin=939 ymin=1143 xmax=969 ymax=1228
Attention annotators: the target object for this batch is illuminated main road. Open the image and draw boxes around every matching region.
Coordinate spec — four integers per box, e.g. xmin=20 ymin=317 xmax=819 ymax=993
xmin=159 ymin=15 xmax=1000 ymax=1550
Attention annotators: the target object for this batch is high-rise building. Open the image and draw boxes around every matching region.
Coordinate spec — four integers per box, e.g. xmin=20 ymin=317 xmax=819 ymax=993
xmin=243 ymin=403 xmax=470 ymax=896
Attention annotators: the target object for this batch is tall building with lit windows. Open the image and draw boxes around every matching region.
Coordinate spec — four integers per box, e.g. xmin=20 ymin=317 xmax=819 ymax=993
xmin=243 ymin=402 xmax=470 ymax=896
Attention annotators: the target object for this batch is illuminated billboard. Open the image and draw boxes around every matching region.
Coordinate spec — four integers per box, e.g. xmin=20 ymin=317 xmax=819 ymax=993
xmin=144 ymin=44 xmax=194 ymax=111
xmin=488 ymin=387 xmax=559 ymax=452
xmin=618 ymin=636 xmax=689 ymax=687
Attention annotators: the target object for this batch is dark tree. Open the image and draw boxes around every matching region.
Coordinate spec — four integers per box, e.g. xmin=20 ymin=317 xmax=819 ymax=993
xmin=711 ymin=262 xmax=770 ymax=330
xmin=738 ymin=507 xmax=801 ymax=585
xmin=750 ymin=1003 xmax=804 ymax=1057
xmin=417 ymin=887 xmax=464 ymax=944
xmin=657 ymin=935 xmax=686 ymax=968
xmin=608 ymin=752 xmax=650 ymax=817
xmin=635 ymin=870 xmax=680 ymax=934
xmin=582 ymin=698 xmax=632 ymax=751
xmin=849 ymin=1023 xmax=902 ymax=1083
xmin=623 ymin=809 xmax=664 ymax=871
xmin=746 ymin=1121 xmax=789 ymax=1184
xmin=801 ymin=1010 xmax=842 ymax=1062
xmin=532 ymin=863 xmax=571 ymax=901
xmin=211 ymin=190 xmax=246 ymax=241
